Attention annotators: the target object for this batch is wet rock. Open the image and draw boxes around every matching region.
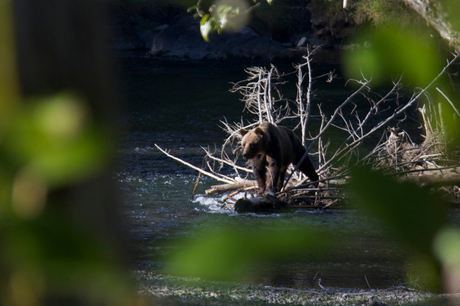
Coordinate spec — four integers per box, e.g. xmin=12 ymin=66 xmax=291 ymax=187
xmin=307 ymin=36 xmax=327 ymax=47
xmin=296 ymin=36 xmax=308 ymax=47
xmin=138 ymin=28 xmax=155 ymax=50
xmin=109 ymin=2 xmax=357 ymax=57
xmin=149 ymin=17 xmax=224 ymax=60
xmin=148 ymin=16 xmax=292 ymax=60
xmin=109 ymin=3 xmax=184 ymax=50
xmin=234 ymin=199 xmax=255 ymax=213
xmin=228 ymin=36 xmax=290 ymax=59
xmin=144 ymin=1 xmax=311 ymax=58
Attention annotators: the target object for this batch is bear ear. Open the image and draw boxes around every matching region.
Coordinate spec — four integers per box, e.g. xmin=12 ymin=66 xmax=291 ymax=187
xmin=239 ymin=129 xmax=248 ymax=137
xmin=254 ymin=127 xmax=265 ymax=137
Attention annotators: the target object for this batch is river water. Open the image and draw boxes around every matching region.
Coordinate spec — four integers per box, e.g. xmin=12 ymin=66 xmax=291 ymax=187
xmin=114 ymin=54 xmax=440 ymax=289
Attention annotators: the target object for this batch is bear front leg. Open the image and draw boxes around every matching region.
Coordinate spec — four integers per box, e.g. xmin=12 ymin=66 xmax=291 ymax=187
xmin=252 ymin=166 xmax=266 ymax=196
xmin=265 ymin=163 xmax=280 ymax=194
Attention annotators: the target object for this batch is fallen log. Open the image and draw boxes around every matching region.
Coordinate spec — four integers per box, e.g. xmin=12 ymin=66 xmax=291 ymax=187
xmin=225 ymin=168 xmax=460 ymax=213
xmin=206 ymin=178 xmax=341 ymax=195
xmin=398 ymin=173 xmax=460 ymax=188
xmin=205 ymin=178 xmax=256 ymax=194
xmin=233 ymin=196 xmax=338 ymax=213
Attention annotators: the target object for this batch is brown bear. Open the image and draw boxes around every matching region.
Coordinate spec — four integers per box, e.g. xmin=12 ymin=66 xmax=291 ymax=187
xmin=240 ymin=122 xmax=319 ymax=196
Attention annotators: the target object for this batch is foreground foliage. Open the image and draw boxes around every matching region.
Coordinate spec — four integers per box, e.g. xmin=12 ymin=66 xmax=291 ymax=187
xmin=0 ymin=2 xmax=137 ymax=305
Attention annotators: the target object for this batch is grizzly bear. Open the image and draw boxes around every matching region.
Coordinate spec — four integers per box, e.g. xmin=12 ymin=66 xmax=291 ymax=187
xmin=240 ymin=122 xmax=319 ymax=196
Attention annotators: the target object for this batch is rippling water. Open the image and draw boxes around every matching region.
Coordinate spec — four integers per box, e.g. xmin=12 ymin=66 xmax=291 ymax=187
xmin=114 ymin=55 xmax=440 ymax=289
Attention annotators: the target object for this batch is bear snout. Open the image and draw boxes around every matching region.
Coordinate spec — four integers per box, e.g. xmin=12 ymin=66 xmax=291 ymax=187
xmin=241 ymin=149 xmax=250 ymax=159
xmin=242 ymin=147 xmax=258 ymax=159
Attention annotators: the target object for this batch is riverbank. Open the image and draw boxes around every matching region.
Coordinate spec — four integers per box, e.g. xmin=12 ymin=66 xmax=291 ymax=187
xmin=134 ymin=271 xmax=458 ymax=305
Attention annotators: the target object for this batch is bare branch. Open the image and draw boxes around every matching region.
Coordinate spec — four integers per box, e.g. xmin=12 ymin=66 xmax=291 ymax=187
xmin=312 ymin=78 xmax=371 ymax=142
xmin=155 ymin=144 xmax=234 ymax=184
xmin=436 ymin=87 xmax=460 ymax=117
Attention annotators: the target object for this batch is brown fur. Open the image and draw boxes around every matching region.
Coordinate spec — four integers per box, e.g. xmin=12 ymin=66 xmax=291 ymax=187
xmin=240 ymin=122 xmax=319 ymax=195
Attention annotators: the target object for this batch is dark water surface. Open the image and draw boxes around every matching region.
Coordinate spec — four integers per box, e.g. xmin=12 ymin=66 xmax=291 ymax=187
xmin=114 ymin=55 xmax=442 ymax=289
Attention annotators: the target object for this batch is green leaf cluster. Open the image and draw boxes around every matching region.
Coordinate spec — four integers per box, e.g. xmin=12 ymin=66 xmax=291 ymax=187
xmin=189 ymin=0 xmax=263 ymax=41
xmin=2 ymin=93 xmax=110 ymax=190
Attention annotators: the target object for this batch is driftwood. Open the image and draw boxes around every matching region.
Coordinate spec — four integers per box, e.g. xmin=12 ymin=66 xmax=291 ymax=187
xmin=156 ymin=51 xmax=460 ymax=213
xmin=397 ymin=168 xmax=460 ymax=187
xmin=155 ymin=144 xmax=234 ymax=184
xmin=217 ymin=167 xmax=460 ymax=213
xmin=223 ymin=167 xmax=460 ymax=213
xmin=208 ymin=168 xmax=460 ymax=193
xmin=205 ymin=178 xmax=256 ymax=194
xmin=401 ymin=175 xmax=460 ymax=188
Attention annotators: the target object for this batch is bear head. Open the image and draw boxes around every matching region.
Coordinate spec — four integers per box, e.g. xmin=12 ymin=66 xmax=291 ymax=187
xmin=239 ymin=126 xmax=268 ymax=159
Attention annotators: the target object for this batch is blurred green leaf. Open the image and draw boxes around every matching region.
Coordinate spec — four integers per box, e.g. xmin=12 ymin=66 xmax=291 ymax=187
xmin=349 ymin=166 xmax=447 ymax=254
xmin=440 ymin=0 xmax=460 ymax=33
xmin=349 ymin=167 xmax=448 ymax=290
xmin=216 ymin=4 xmax=231 ymax=28
xmin=26 ymin=129 xmax=110 ymax=187
xmin=406 ymin=253 xmax=441 ymax=291
xmin=165 ymin=222 xmax=332 ymax=281
xmin=200 ymin=14 xmax=212 ymax=42
xmin=196 ymin=0 xmax=250 ymax=40
xmin=2 ymin=216 xmax=133 ymax=304
xmin=434 ymin=227 xmax=460 ymax=267
xmin=2 ymin=93 xmax=110 ymax=188
xmin=34 ymin=92 xmax=89 ymax=139
xmin=187 ymin=5 xmax=197 ymax=13
xmin=344 ymin=25 xmax=442 ymax=87
xmin=217 ymin=4 xmax=232 ymax=14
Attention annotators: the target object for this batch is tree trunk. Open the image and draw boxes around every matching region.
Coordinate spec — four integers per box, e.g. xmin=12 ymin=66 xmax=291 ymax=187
xmin=9 ymin=0 xmax=130 ymax=304
xmin=402 ymin=0 xmax=460 ymax=50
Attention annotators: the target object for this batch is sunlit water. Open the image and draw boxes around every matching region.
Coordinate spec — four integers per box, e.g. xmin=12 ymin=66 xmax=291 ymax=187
xmin=114 ymin=54 xmax=456 ymax=289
